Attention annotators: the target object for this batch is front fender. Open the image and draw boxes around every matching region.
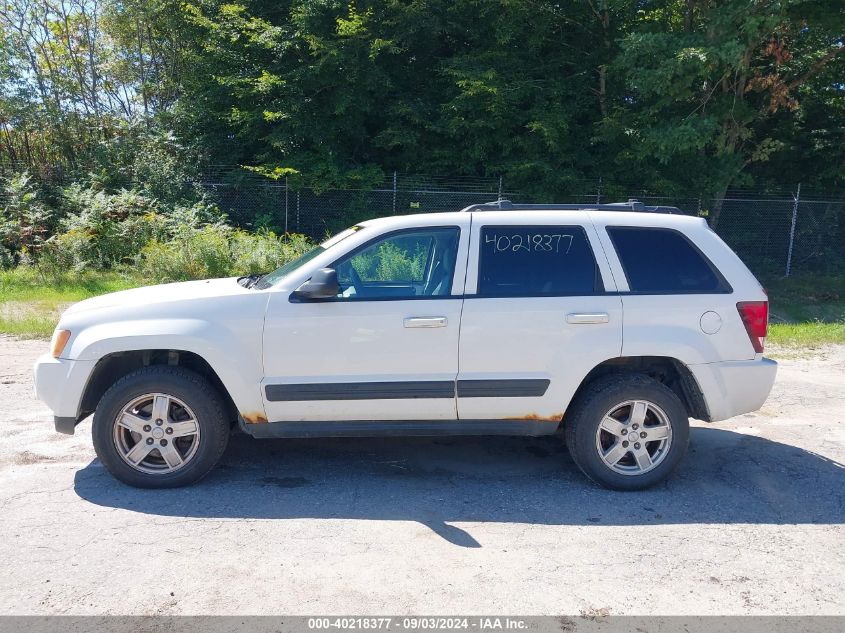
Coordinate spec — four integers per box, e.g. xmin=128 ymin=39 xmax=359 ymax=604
xmin=66 ymin=318 xmax=265 ymax=418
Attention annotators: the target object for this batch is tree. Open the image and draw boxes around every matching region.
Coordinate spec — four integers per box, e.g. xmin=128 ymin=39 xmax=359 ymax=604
xmin=609 ymin=0 xmax=845 ymax=225
xmin=0 ymin=0 xmax=843 ymax=204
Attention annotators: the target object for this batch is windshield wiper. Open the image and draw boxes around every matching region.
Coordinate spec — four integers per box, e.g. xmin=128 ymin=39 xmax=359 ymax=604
xmin=237 ymin=273 xmax=267 ymax=289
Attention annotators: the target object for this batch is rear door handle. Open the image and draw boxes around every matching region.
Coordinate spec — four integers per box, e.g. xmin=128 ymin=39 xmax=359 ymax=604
xmin=404 ymin=316 xmax=448 ymax=328
xmin=566 ymin=312 xmax=609 ymax=324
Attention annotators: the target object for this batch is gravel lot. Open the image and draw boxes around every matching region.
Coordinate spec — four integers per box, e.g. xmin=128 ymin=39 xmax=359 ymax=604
xmin=0 ymin=335 xmax=843 ymax=616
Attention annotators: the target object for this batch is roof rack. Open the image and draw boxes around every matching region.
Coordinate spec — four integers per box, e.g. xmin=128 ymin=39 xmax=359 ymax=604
xmin=459 ymin=199 xmax=681 ymax=214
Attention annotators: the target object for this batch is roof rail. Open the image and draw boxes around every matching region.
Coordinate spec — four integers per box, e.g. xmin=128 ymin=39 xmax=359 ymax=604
xmin=458 ymin=199 xmax=681 ymax=214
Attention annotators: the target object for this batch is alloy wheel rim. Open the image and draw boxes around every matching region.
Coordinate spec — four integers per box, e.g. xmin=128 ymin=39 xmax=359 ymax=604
xmin=113 ymin=392 xmax=201 ymax=475
xmin=594 ymin=399 xmax=673 ymax=476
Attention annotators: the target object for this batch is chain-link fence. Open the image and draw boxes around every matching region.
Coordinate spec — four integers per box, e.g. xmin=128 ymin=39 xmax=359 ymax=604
xmin=3 ymin=158 xmax=841 ymax=280
xmin=202 ymin=172 xmax=519 ymax=239
xmin=200 ymin=171 xmax=845 ymax=280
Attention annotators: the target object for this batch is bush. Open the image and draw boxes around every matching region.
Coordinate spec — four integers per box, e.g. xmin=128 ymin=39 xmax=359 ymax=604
xmin=1 ymin=154 xmax=222 ymax=273
xmin=161 ymin=201 xmax=227 ymax=239
xmin=138 ymin=226 xmax=315 ymax=283
xmin=31 ymin=189 xmax=225 ymax=281
xmin=139 ymin=225 xmax=233 ymax=282
xmin=375 ymin=241 xmax=427 ymax=281
xmin=352 ymin=240 xmax=428 ymax=282
xmin=0 ymin=246 xmax=15 ymax=270
xmin=56 ymin=185 xmax=167 ymax=268
xmin=231 ymin=230 xmax=313 ymax=275
xmin=0 ymin=172 xmax=61 ymax=267
xmin=35 ymin=229 xmax=96 ymax=279
xmin=85 ymin=123 xmax=205 ymax=203
xmin=1 ymin=167 xmax=314 ymax=283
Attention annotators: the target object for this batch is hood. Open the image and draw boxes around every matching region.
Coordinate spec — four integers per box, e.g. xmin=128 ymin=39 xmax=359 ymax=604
xmin=64 ymin=277 xmax=249 ymax=316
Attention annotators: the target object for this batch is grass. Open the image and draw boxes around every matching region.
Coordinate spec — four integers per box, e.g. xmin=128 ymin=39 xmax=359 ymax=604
xmin=761 ymin=274 xmax=845 ymax=348
xmin=768 ymin=322 xmax=845 ymax=347
xmin=0 ymin=268 xmax=142 ymax=338
xmin=0 ymin=304 xmax=67 ymax=338
xmin=763 ymin=274 xmax=845 ymax=324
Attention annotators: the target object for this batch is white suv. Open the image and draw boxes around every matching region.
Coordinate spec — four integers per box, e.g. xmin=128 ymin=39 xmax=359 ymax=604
xmin=33 ymin=200 xmax=777 ymax=490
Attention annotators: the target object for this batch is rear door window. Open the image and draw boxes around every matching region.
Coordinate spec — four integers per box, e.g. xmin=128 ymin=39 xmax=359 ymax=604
xmin=477 ymin=225 xmax=601 ymax=297
xmin=607 ymin=226 xmax=729 ymax=293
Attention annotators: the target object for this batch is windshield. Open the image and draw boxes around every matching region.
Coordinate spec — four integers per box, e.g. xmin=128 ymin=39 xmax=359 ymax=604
xmin=254 ymin=226 xmax=362 ymax=289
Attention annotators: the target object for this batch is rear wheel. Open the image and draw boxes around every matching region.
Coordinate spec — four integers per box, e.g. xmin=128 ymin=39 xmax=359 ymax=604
xmin=565 ymin=374 xmax=689 ymax=490
xmin=92 ymin=366 xmax=230 ymax=488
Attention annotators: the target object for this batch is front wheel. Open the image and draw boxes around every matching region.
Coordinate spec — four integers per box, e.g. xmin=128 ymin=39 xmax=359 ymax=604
xmin=565 ymin=374 xmax=690 ymax=490
xmin=92 ymin=366 xmax=230 ymax=488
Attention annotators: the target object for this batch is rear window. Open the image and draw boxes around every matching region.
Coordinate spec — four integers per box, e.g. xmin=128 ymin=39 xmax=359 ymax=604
xmin=607 ymin=227 xmax=729 ymax=294
xmin=478 ymin=225 xmax=601 ymax=296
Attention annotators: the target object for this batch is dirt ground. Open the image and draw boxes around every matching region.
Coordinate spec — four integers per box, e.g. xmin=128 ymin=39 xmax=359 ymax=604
xmin=0 ymin=335 xmax=843 ymax=616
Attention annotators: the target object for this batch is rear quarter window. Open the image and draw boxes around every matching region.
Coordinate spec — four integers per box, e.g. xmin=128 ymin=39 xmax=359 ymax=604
xmin=607 ymin=226 xmax=730 ymax=294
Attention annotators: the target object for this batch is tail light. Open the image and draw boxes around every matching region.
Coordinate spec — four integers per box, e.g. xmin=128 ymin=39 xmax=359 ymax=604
xmin=737 ymin=301 xmax=768 ymax=353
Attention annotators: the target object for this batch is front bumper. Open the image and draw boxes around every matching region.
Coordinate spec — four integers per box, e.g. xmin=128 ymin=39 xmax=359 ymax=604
xmin=33 ymin=354 xmax=96 ymax=434
xmin=689 ymin=357 xmax=778 ymax=422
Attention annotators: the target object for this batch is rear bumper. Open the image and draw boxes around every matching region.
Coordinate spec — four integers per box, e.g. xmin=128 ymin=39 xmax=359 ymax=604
xmin=689 ymin=357 xmax=778 ymax=422
xmin=33 ymin=354 xmax=96 ymax=434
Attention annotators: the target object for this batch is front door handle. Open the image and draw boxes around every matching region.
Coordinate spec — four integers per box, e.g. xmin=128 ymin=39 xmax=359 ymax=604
xmin=404 ymin=316 xmax=448 ymax=328
xmin=566 ymin=312 xmax=610 ymax=324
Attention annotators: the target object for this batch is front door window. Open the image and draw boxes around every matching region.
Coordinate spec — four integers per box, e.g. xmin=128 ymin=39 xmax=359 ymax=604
xmin=334 ymin=227 xmax=460 ymax=300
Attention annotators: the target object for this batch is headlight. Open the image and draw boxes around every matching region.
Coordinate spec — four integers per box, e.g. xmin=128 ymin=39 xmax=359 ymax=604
xmin=50 ymin=329 xmax=71 ymax=358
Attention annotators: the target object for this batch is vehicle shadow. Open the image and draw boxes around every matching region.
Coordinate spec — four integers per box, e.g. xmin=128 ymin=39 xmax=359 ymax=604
xmin=73 ymin=427 xmax=844 ymax=547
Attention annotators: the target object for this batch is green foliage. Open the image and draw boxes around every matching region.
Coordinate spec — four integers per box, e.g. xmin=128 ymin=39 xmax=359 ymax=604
xmin=764 ymin=274 xmax=845 ymax=324
xmin=0 ymin=232 xmax=317 ymax=336
xmin=375 ymin=242 xmax=427 ymax=282
xmin=768 ymin=322 xmax=845 ymax=348
xmin=0 ymin=268 xmax=141 ymax=338
xmin=0 ymin=173 xmax=60 ymax=267
xmin=48 ymin=186 xmax=167 ymax=269
xmin=0 ymin=267 xmax=138 ymax=302
xmin=166 ymin=0 xmax=842 ymax=200
xmin=139 ymin=226 xmax=314 ymax=283
xmin=139 ymin=226 xmax=234 ymax=282
xmin=231 ymin=230 xmax=313 ymax=275
xmin=351 ymin=241 xmax=427 ymax=283
xmin=22 ymin=187 xmax=205 ymax=278
xmin=756 ymin=272 xmax=845 ymax=348
xmin=85 ymin=124 xmax=207 ymax=202
xmin=609 ymin=1 xmax=845 ymax=208
xmin=0 ymin=165 xmax=317 ymax=284
xmin=1 ymin=0 xmax=844 ymax=224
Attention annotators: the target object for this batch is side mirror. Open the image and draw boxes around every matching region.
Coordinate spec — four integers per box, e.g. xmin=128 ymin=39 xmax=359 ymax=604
xmin=292 ymin=268 xmax=340 ymax=300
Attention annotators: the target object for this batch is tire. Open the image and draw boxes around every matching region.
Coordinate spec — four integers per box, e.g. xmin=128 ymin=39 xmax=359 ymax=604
xmin=92 ymin=366 xmax=230 ymax=488
xmin=564 ymin=374 xmax=689 ymax=490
